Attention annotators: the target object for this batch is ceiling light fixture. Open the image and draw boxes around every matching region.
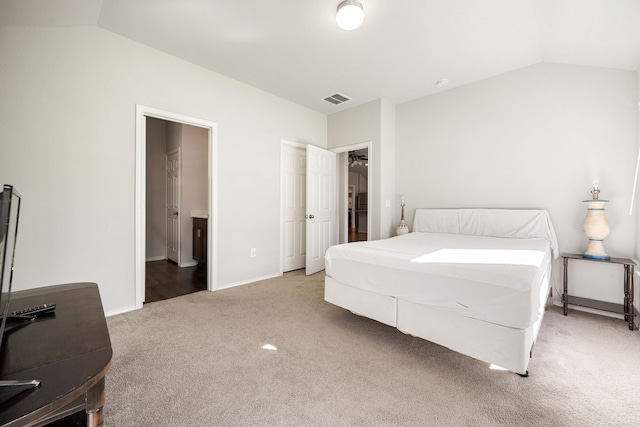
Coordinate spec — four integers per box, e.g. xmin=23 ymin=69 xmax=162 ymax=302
xmin=436 ymin=79 xmax=449 ymax=88
xmin=336 ymin=0 xmax=364 ymax=31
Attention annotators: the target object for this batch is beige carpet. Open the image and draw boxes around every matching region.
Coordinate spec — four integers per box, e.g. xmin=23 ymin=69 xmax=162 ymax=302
xmin=104 ymin=270 xmax=640 ymax=426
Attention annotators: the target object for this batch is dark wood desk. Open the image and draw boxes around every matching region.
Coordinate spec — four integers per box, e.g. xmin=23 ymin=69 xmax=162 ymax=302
xmin=0 ymin=283 xmax=112 ymax=426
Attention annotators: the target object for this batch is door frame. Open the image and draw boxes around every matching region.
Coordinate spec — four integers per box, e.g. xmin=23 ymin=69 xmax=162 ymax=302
xmin=135 ymin=105 xmax=219 ymax=309
xmin=332 ymin=141 xmax=372 ymax=244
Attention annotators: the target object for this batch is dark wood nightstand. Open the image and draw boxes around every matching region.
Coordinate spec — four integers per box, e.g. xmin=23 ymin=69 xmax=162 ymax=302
xmin=561 ymin=252 xmax=637 ymax=330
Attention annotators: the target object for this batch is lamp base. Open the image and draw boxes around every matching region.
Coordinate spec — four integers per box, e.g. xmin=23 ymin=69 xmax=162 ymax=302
xmin=584 ymin=240 xmax=610 ymax=260
xmin=396 ymin=220 xmax=408 ymax=236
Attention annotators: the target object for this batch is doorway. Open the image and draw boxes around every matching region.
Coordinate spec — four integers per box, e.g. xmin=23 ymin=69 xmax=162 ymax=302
xmin=280 ymin=141 xmax=337 ymax=275
xmin=280 ymin=141 xmax=371 ymax=275
xmin=282 ymin=143 xmax=306 ymax=272
xmin=135 ymin=105 xmax=218 ymax=309
xmin=347 ymin=149 xmax=368 ymax=242
xmin=333 ymin=142 xmax=371 ymax=245
xmin=144 ymin=118 xmax=208 ymax=303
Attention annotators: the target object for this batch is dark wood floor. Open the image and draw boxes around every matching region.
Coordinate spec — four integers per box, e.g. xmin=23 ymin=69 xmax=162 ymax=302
xmin=144 ymin=230 xmax=361 ymax=304
xmin=145 ymin=260 xmax=207 ymax=304
xmin=348 ymin=227 xmax=367 ymax=242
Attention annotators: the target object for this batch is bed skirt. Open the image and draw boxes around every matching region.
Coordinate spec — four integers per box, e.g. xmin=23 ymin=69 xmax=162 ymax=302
xmin=325 ymin=275 xmax=549 ymax=375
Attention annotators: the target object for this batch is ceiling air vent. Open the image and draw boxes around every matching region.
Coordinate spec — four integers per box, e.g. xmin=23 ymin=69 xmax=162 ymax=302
xmin=323 ymin=92 xmax=352 ymax=105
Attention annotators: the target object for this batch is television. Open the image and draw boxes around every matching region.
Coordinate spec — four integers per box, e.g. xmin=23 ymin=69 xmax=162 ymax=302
xmin=0 ymin=184 xmax=40 ymax=392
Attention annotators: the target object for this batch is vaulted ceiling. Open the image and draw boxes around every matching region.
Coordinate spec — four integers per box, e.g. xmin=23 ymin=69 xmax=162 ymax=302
xmin=2 ymin=0 xmax=639 ymax=114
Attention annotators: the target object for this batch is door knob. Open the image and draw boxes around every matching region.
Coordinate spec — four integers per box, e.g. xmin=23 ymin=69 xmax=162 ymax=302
xmin=173 ymin=212 xmax=179 ymax=216
xmin=306 ymin=214 xmax=315 ymax=219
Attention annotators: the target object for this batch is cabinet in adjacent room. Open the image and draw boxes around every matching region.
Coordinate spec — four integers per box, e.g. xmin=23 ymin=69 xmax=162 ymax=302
xmin=192 ymin=218 xmax=207 ymax=263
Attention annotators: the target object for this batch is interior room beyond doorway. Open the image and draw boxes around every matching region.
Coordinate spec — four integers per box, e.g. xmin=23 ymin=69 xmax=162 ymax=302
xmin=145 ymin=260 xmax=206 ymax=303
xmin=348 ymin=149 xmax=368 ymax=243
xmin=145 ymin=116 xmax=209 ymax=303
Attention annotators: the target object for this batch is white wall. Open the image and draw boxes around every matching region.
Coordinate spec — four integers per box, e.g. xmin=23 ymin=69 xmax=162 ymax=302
xmin=180 ymin=124 xmax=208 ymax=266
xmin=635 ymin=66 xmax=640 ymax=316
xmin=166 ymin=121 xmax=182 ymax=153
xmin=396 ymin=62 xmax=637 ymax=309
xmin=145 ymin=117 xmax=167 ymax=259
xmin=380 ymin=99 xmax=396 ymax=237
xmin=348 ymin=171 xmax=367 ymax=196
xmin=328 ymin=98 xmax=395 ymax=239
xmin=0 ymin=27 xmax=326 ymax=314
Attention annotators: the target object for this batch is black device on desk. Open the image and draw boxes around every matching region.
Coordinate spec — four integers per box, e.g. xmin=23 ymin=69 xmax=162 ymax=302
xmin=0 ymin=184 xmax=55 ymax=393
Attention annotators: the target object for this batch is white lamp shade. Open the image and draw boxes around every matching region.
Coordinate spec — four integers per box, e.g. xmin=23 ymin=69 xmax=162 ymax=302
xmin=336 ymin=1 xmax=364 ymax=31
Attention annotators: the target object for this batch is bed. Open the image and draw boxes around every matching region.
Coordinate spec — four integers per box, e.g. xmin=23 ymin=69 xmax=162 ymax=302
xmin=324 ymin=208 xmax=559 ymax=375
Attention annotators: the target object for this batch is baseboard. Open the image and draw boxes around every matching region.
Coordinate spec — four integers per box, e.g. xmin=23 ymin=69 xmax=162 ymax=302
xmin=105 ymin=304 xmax=137 ymax=317
xmin=145 ymin=256 xmax=197 ymax=268
xmin=217 ymin=272 xmax=282 ymax=291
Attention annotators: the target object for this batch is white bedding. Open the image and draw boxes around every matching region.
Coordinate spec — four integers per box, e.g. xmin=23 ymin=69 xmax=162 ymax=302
xmin=325 ymin=232 xmax=552 ymax=329
xmin=325 ymin=208 xmax=557 ymax=374
xmin=412 ymin=208 xmax=559 ymax=258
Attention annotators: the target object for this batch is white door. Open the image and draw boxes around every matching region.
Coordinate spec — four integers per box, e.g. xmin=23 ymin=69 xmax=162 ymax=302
xmin=283 ymin=145 xmax=306 ymax=272
xmin=166 ymin=150 xmax=180 ymax=263
xmin=306 ymin=145 xmax=336 ymax=275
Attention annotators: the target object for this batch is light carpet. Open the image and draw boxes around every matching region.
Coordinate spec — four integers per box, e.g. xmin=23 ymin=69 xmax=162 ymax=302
xmin=104 ymin=270 xmax=640 ymax=426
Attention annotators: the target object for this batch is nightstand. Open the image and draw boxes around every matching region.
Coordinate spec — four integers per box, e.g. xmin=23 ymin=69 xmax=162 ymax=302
xmin=561 ymin=252 xmax=637 ymax=330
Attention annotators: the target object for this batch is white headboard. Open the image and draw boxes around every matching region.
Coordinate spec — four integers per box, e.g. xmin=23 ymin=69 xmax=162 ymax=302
xmin=412 ymin=208 xmax=559 ymax=258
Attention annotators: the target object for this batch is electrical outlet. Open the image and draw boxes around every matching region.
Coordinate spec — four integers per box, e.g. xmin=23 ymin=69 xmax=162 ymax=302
xmin=250 ymin=248 xmax=256 ymax=258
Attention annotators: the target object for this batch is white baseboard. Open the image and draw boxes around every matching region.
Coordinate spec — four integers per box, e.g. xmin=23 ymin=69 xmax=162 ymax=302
xmin=217 ymin=272 xmax=282 ymax=291
xmin=145 ymin=256 xmax=197 ymax=268
xmin=106 ymin=272 xmax=283 ymax=317
xmin=105 ymin=304 xmax=137 ymax=317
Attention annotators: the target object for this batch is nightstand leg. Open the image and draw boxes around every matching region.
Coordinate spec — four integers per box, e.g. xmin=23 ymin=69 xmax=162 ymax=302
xmin=628 ymin=265 xmax=635 ymax=330
xmin=563 ymin=256 xmax=568 ymax=316
xmin=624 ymin=265 xmax=630 ymax=323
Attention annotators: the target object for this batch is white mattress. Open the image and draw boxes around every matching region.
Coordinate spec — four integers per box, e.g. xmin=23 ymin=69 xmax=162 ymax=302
xmin=325 ymin=232 xmax=552 ymax=329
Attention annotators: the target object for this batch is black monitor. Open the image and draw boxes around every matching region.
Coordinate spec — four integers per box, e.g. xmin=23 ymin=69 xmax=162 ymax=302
xmin=0 ymin=185 xmax=23 ymax=337
xmin=0 ymin=185 xmax=40 ymax=392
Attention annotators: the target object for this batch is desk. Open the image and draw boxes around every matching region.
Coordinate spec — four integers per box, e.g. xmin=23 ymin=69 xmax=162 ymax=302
xmin=561 ymin=253 xmax=637 ymax=330
xmin=0 ymin=283 xmax=112 ymax=426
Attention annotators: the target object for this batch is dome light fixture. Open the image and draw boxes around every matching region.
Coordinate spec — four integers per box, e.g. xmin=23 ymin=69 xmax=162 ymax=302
xmin=336 ymin=0 xmax=364 ymax=31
